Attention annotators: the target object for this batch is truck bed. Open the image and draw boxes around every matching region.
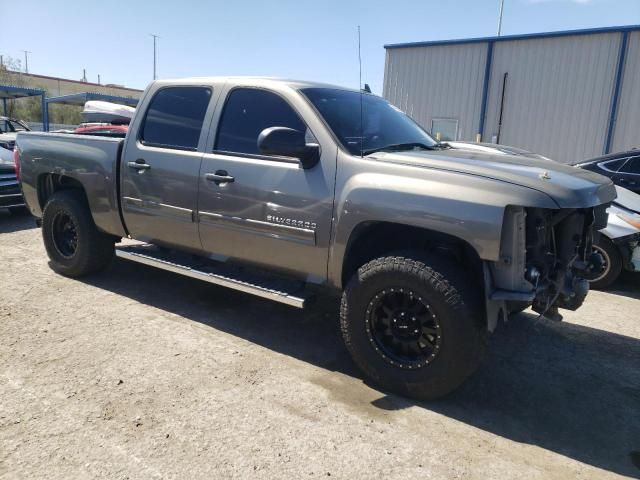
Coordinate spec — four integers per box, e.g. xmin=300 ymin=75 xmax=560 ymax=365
xmin=17 ymin=132 xmax=127 ymax=237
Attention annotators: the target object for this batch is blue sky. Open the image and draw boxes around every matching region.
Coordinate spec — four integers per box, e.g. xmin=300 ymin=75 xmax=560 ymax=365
xmin=1 ymin=0 xmax=639 ymax=94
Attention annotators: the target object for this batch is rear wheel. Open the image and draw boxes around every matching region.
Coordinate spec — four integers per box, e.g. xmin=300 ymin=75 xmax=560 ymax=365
xmin=42 ymin=190 xmax=115 ymax=277
xmin=586 ymin=237 xmax=623 ymax=290
xmin=340 ymin=254 xmax=486 ymax=400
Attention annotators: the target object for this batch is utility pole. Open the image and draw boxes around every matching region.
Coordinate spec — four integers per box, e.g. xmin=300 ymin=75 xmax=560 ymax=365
xmin=150 ymin=34 xmax=160 ymax=80
xmin=497 ymin=0 xmax=505 ymax=36
xmin=98 ymin=74 xmax=101 ymax=85
xmin=21 ymin=50 xmax=31 ymax=73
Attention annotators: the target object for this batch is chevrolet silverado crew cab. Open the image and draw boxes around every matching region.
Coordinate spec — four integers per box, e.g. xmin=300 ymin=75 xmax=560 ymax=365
xmin=15 ymin=77 xmax=616 ymax=399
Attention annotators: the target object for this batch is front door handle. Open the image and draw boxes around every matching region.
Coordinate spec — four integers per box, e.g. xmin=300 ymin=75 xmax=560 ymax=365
xmin=205 ymin=170 xmax=235 ymax=185
xmin=127 ymin=159 xmax=151 ymax=171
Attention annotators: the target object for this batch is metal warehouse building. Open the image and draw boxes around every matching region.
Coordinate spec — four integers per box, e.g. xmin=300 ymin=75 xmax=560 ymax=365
xmin=383 ymin=25 xmax=640 ymax=164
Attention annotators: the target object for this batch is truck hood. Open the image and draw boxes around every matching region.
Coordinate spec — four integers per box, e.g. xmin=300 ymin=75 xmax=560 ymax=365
xmin=371 ymin=148 xmax=616 ymax=208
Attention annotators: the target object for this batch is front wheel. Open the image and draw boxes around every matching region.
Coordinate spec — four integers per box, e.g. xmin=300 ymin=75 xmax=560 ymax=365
xmin=340 ymin=254 xmax=486 ymax=400
xmin=42 ymin=190 xmax=115 ymax=277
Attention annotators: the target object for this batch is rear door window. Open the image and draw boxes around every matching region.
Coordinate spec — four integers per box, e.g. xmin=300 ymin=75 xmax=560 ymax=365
xmin=140 ymin=86 xmax=211 ymax=151
xmin=215 ymin=88 xmax=306 ymax=155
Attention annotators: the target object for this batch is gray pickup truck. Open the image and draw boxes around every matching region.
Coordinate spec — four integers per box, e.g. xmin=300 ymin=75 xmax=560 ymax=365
xmin=16 ymin=77 xmax=615 ymax=399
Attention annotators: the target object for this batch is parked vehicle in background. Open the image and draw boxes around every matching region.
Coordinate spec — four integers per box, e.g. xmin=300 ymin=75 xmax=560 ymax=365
xmin=15 ymin=77 xmax=616 ymax=399
xmin=574 ymin=150 xmax=640 ymax=194
xmin=0 ymin=117 xmax=30 ymax=212
xmin=448 ymin=141 xmax=640 ymax=289
xmin=0 ymin=116 xmax=31 ymax=165
xmin=73 ymin=124 xmax=128 ymax=138
xmin=81 ymin=101 xmax=135 ymax=125
xmin=586 ymin=186 xmax=640 ymax=288
xmin=0 ymin=153 xmax=24 ymax=213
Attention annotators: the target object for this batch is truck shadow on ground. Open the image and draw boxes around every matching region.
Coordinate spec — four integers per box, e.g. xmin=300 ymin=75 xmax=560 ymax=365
xmin=86 ymin=258 xmax=640 ymax=478
xmin=0 ymin=209 xmax=36 ymax=234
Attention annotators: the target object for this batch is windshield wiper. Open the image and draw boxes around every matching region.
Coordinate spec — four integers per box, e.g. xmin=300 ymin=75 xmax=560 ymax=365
xmin=362 ymin=142 xmax=436 ymax=156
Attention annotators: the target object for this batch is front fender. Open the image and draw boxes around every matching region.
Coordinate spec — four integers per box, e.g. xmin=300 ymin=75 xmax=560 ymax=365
xmin=328 ymin=168 xmax=558 ymax=289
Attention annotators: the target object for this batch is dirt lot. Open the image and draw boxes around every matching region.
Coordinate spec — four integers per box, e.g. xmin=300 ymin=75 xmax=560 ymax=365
xmin=1 ymin=210 xmax=639 ymax=480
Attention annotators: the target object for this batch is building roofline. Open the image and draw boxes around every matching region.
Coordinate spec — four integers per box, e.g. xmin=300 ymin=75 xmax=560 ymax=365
xmin=384 ymin=24 xmax=640 ymax=49
xmin=4 ymin=71 xmax=143 ymax=92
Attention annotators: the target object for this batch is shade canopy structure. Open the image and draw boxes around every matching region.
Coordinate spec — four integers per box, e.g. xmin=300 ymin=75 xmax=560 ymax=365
xmin=44 ymin=92 xmax=139 ymax=131
xmin=0 ymin=84 xmax=46 ymax=126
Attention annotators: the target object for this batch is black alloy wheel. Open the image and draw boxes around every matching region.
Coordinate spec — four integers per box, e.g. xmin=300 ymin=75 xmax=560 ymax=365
xmin=366 ymin=288 xmax=442 ymax=369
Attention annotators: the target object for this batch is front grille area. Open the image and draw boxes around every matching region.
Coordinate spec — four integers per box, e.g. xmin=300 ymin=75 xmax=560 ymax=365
xmin=525 ymin=205 xmax=607 ymax=318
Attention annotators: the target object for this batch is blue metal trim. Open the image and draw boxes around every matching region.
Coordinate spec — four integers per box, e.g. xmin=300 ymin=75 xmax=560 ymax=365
xmin=384 ymin=24 xmax=640 ymax=49
xmin=0 ymin=84 xmax=45 ymax=96
xmin=604 ymin=31 xmax=629 ymax=154
xmin=45 ymin=92 xmax=139 ymax=106
xmin=478 ymin=41 xmax=494 ymax=139
xmin=0 ymin=84 xmax=47 ymax=130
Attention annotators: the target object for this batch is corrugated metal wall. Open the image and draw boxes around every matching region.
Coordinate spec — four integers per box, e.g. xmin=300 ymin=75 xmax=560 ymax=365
xmin=482 ymin=33 xmax=620 ymax=163
xmin=384 ymin=28 xmax=638 ymax=164
xmin=383 ymin=43 xmax=488 ymax=141
xmin=612 ymin=31 xmax=640 ymax=151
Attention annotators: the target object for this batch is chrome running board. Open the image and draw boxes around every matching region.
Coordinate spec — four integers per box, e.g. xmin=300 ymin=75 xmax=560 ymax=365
xmin=115 ymin=244 xmax=310 ymax=308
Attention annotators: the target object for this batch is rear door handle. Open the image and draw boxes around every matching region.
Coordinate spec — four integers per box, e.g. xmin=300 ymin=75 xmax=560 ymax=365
xmin=128 ymin=159 xmax=151 ymax=171
xmin=205 ymin=170 xmax=235 ymax=185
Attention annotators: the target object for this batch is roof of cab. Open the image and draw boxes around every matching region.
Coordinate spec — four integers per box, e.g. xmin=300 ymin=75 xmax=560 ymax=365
xmin=152 ymin=76 xmax=358 ymax=92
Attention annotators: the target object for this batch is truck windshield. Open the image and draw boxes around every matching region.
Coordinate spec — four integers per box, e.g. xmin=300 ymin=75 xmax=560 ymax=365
xmin=301 ymin=88 xmax=438 ymax=156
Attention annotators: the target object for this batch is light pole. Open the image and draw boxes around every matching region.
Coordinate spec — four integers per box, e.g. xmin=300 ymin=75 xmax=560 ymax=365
xmin=497 ymin=0 xmax=505 ymax=36
xmin=150 ymin=34 xmax=160 ymax=80
xmin=21 ymin=50 xmax=31 ymax=73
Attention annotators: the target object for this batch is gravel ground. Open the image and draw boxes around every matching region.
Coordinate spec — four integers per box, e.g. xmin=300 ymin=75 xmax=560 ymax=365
xmin=1 ymin=210 xmax=639 ymax=480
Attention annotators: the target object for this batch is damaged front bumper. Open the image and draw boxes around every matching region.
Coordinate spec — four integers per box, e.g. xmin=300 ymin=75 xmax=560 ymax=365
xmin=484 ymin=204 xmax=610 ymax=330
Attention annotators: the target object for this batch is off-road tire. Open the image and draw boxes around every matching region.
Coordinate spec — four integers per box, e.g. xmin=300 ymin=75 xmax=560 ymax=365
xmin=588 ymin=237 xmax=623 ymax=290
xmin=42 ymin=190 xmax=115 ymax=277
xmin=340 ymin=254 xmax=486 ymax=400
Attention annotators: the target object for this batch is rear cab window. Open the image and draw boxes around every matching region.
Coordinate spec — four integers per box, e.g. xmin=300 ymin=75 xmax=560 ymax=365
xmin=140 ymin=86 xmax=212 ymax=151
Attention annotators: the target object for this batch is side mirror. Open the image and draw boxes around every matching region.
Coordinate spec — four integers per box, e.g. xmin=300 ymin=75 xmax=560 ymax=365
xmin=257 ymin=126 xmax=320 ymax=169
